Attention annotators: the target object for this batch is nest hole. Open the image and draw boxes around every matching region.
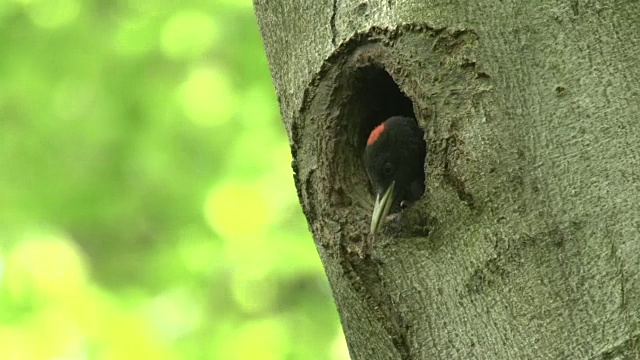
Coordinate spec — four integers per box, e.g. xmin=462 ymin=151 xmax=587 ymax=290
xmin=353 ymin=67 xmax=416 ymax=148
xmin=335 ymin=66 xmax=417 ymax=209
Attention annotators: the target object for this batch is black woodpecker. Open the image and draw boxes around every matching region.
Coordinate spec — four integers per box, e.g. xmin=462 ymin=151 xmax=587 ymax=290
xmin=364 ymin=116 xmax=426 ymax=234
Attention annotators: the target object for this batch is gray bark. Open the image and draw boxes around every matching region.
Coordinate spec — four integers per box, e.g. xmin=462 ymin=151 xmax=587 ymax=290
xmin=253 ymin=1 xmax=640 ymax=359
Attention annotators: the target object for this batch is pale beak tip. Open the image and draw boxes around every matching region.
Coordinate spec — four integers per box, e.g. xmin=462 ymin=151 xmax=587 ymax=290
xmin=370 ymin=181 xmax=395 ymax=234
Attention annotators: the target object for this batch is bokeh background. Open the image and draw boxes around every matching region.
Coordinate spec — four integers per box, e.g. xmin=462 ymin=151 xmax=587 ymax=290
xmin=0 ymin=0 xmax=348 ymax=359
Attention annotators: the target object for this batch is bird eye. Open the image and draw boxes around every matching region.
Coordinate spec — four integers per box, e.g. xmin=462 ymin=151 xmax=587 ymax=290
xmin=383 ymin=162 xmax=394 ymax=176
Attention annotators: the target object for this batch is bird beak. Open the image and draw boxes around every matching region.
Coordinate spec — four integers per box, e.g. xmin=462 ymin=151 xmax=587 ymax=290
xmin=370 ymin=181 xmax=395 ymax=234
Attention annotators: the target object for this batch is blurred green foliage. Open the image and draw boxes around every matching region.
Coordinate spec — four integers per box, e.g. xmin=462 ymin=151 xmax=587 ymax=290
xmin=0 ymin=0 xmax=348 ymax=359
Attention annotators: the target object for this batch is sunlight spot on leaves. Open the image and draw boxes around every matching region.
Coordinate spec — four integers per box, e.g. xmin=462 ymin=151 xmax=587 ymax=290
xmin=177 ymin=66 xmax=235 ymax=126
xmin=4 ymin=230 xmax=88 ymax=303
xmin=204 ymin=180 xmax=275 ymax=240
xmin=161 ymin=10 xmax=219 ymax=60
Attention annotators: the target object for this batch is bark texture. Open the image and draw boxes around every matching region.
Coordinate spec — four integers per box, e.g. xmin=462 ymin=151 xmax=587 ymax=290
xmin=254 ymin=1 xmax=640 ymax=359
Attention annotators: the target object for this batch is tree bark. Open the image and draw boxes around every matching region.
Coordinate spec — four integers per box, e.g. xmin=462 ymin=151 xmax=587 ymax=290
xmin=254 ymin=1 xmax=640 ymax=359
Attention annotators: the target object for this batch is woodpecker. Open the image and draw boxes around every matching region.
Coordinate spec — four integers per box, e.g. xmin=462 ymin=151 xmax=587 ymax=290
xmin=365 ymin=116 xmax=426 ymax=234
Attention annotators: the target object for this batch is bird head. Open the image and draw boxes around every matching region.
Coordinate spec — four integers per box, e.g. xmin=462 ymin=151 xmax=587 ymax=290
xmin=364 ymin=116 xmax=426 ymax=234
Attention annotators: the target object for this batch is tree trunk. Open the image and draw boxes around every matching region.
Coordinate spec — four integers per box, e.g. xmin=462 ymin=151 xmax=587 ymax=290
xmin=253 ymin=1 xmax=640 ymax=359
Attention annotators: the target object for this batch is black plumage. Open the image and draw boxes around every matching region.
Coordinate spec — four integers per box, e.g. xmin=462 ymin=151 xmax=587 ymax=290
xmin=364 ymin=116 xmax=426 ymax=234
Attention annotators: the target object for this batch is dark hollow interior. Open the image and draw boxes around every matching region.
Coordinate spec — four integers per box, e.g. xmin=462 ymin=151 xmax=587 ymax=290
xmin=352 ymin=66 xmax=415 ymax=151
